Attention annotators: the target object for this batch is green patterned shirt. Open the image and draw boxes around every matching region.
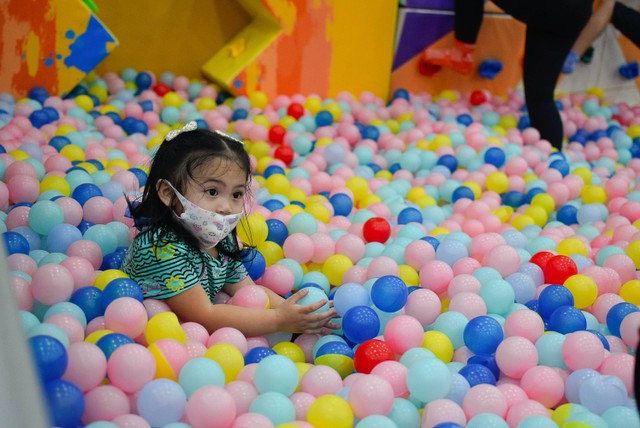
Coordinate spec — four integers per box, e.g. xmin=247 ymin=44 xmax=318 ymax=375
xmin=122 ymin=228 xmax=248 ymax=302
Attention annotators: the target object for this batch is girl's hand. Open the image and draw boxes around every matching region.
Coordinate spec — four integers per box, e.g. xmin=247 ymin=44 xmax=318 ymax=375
xmin=274 ymin=288 xmax=339 ymax=334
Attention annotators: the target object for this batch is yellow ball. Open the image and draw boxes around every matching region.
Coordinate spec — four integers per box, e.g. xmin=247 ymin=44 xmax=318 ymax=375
xmin=324 ymin=102 xmax=343 ymax=121
xmin=374 ymin=170 xmax=393 ymax=181
xmin=76 ymin=162 xmax=98 ymax=174
xmin=279 ymin=116 xmax=297 ymax=129
xmin=438 ymin=89 xmax=457 ymax=102
xmin=307 ymin=394 xmax=354 ymax=428
xmin=273 ymin=342 xmax=305 ymax=363
xmin=416 ymin=139 xmax=430 ymax=150
xmin=398 ymin=112 xmax=413 ymax=122
xmin=386 ymin=119 xmax=400 ymax=134
xmin=248 ymin=141 xmax=271 ymax=160
xmin=512 ymin=214 xmax=535 ymax=230
xmin=626 ymin=240 xmax=640 ymax=269
xmin=204 ymin=343 xmax=245 ymax=382
xmin=357 ymin=194 xmax=382 ymax=209
xmin=162 ymin=92 xmax=183 ymax=108
xmin=196 ymin=97 xmax=217 ymax=111
xmin=94 ymin=269 xmax=129 ymax=290
xmin=628 ymin=124 xmax=640 ymax=139
xmin=238 ymin=213 xmax=269 ymax=246
xmin=485 ymin=172 xmax=509 ymax=194
xmin=252 ymin=114 xmax=271 ymax=129
xmin=492 ymin=206 xmax=513 ymax=223
xmin=55 ymin=124 xmax=77 ymax=136
xmin=552 ymin=403 xmax=585 ymax=425
xmin=430 ymin=226 xmax=450 ymax=236
xmin=422 ymin=330 xmax=454 ymax=363
xmin=265 ymin=173 xmax=291 ymax=195
xmin=499 ymin=115 xmax=518 ymax=129
xmin=84 ymin=329 xmax=114 ymax=344
xmin=322 ymin=254 xmax=353 ymax=286
xmin=40 ymin=175 xmax=71 ymax=196
xmin=286 ymin=187 xmax=307 ymax=203
xmin=346 ymin=176 xmax=369 ymax=202
xmin=406 ymin=187 xmax=426 ymax=202
xmin=249 ymin=91 xmax=268 ymax=109
xmin=524 ymin=205 xmax=548 ymax=227
xmin=257 ymin=241 xmax=284 ymax=266
xmin=531 ymin=193 xmax=556 ymax=215
xmin=415 ymin=195 xmax=437 ymax=209
xmin=8 ymin=149 xmax=29 ymax=161
xmin=581 ymin=185 xmax=607 ymax=204
xmin=147 ymin=341 xmax=179 ymax=380
xmin=557 ymin=238 xmax=588 ymax=257
xmin=398 ymin=264 xmax=419 ymax=286
xmin=620 ymin=279 xmax=640 ymax=305
xmin=462 ymin=181 xmax=482 ymax=200
xmin=491 ymin=125 xmax=507 ymax=137
xmin=586 ymin=86 xmax=605 ymax=99
xmin=59 ymin=145 xmax=84 ymax=162
xmin=572 ymin=167 xmax=592 ymax=185
xmin=564 ymin=274 xmax=598 ymax=309
xmin=283 ymin=204 xmax=305 ymax=216
xmin=145 ymin=312 xmax=187 ymax=345
xmin=107 ymin=158 xmax=130 ymax=171
xmin=305 ymin=202 xmax=330 ymax=223
xmin=88 ymin=85 xmax=108 ymax=103
xmin=304 ymin=96 xmax=322 ymax=115
xmin=75 ymin=94 xmax=94 ymax=112
xmin=431 ymin=134 xmax=452 ymax=149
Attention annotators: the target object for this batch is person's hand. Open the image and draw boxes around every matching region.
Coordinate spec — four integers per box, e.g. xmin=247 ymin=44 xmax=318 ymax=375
xmin=273 ymin=288 xmax=338 ymax=334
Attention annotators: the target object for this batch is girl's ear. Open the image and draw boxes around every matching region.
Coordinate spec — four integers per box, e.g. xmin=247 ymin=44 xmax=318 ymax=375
xmin=156 ymin=179 xmax=173 ymax=208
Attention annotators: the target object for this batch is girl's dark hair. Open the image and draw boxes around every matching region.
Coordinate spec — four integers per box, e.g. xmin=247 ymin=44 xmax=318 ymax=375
xmin=128 ymin=128 xmax=252 ymax=260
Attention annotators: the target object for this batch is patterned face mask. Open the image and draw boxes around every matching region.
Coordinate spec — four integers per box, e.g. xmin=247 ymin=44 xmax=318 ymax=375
xmin=165 ymin=181 xmax=242 ymax=249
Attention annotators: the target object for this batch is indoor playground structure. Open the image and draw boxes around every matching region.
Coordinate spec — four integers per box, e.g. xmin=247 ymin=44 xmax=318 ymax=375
xmin=1 ymin=0 xmax=640 ymax=427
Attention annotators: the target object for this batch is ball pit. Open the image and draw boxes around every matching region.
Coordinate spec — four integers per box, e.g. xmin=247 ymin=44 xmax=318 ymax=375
xmin=2 ymin=70 xmax=640 ymax=428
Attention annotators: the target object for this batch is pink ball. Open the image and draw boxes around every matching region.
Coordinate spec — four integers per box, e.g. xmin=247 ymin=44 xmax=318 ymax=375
xmin=419 ymin=260 xmax=453 ymax=294
xmin=448 ymin=274 xmax=481 ymax=298
xmin=452 ymin=257 xmax=482 ymax=275
xmin=60 ymin=256 xmax=96 ymax=292
xmin=404 ymin=239 xmax=436 ymax=269
xmin=422 ymin=399 xmax=466 ymax=428
xmin=603 ymin=254 xmax=636 ymax=284
xmin=519 ymin=366 xmax=565 ymax=408
xmin=152 ymin=339 xmax=189 ymax=378
xmin=620 ymin=311 xmax=640 ymax=349
xmin=82 ymin=196 xmax=114 ymax=224
xmin=290 ymin=391 xmax=315 ymax=421
xmin=107 ymin=343 xmax=156 ymax=394
xmin=207 ymin=327 xmax=248 ymax=355
xmin=112 ymin=414 xmax=151 ymax=428
xmin=258 ymin=264 xmax=294 ymax=295
xmin=300 ymin=365 xmax=343 ymax=397
xmin=224 ymin=380 xmax=258 ymax=415
xmin=66 ymin=239 xmax=103 ymax=269
xmin=347 ymin=374 xmax=395 ymax=419
xmin=7 ymin=174 xmax=40 ymax=204
xmin=504 ymin=310 xmax=545 ymax=343
xmin=62 ymin=342 xmax=107 ymax=392
xmin=31 ymin=263 xmax=74 ymax=305
xmin=483 ymin=244 xmax=520 ymax=277
xmin=82 ymin=384 xmax=131 ymax=424
xmin=404 ymin=288 xmax=442 ymax=327
xmin=561 ymin=331 xmax=605 ymax=371
xmin=335 ymin=234 xmax=366 ymax=263
xmin=469 ymin=233 xmax=505 ymax=262
xmin=370 ymin=360 xmax=408 ymax=399
xmin=294 ymin=334 xmax=320 ymax=363
xmin=599 ymin=353 xmax=635 ymax=394
xmin=383 ymin=315 xmax=425 ymax=355
xmin=283 ymin=233 xmax=315 ymax=264
xmin=104 ymin=297 xmax=148 ymax=339
xmin=496 ymin=383 xmax=528 ymax=408
xmin=495 ymin=336 xmax=538 ymax=379
xmin=85 ymin=316 xmax=106 ymax=336
xmin=366 ymin=256 xmax=399 ymax=279
xmin=142 ymin=298 xmax=171 ymax=318
xmin=185 ymin=386 xmax=236 ymax=428
xmin=231 ymin=413 xmax=274 ymax=428
xmin=462 ymin=384 xmax=507 ymax=419
xmin=448 ymin=292 xmax=487 ymax=320
xmin=181 ymin=322 xmax=209 ymax=345
xmin=44 ymin=314 xmax=84 ymax=343
xmin=185 ymin=339 xmax=207 ymax=359
xmin=505 ymin=399 xmax=550 ymax=428
xmin=231 ymin=285 xmax=270 ymax=309
xmin=592 ymin=293 xmax=624 ymax=323
xmin=311 ymin=232 xmax=335 ymax=263
xmin=10 ymin=274 xmax=32 ymax=311
xmin=6 ymin=206 xmax=30 ymax=229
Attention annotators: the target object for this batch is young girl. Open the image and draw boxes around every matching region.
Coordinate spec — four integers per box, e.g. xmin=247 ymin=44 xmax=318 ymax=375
xmin=122 ymin=121 xmax=337 ymax=336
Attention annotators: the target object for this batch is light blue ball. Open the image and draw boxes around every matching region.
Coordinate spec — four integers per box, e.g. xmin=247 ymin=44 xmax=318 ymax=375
xmin=84 ymin=224 xmax=118 ymax=255
xmin=85 ymin=422 xmax=118 ymax=428
xmin=436 ymin=238 xmax=469 ymax=266
xmin=20 ymin=310 xmax=41 ymax=332
xmin=506 ymin=272 xmax=537 ymax=304
xmin=387 ymin=398 xmax=421 ymax=428
xmin=178 ymin=358 xmax=225 ymax=398
xmin=480 ymin=279 xmax=514 ymax=317
xmin=249 ymin=391 xmax=296 ymax=426
xmin=297 ymin=287 xmax=330 ymax=314
xmin=535 ymin=332 xmax=567 ymax=369
xmin=28 ymin=200 xmax=64 ymax=235
xmin=38 ymin=252 xmax=68 ymax=266
xmin=27 ymin=323 xmax=70 ymax=348
xmin=301 ymin=271 xmax=330 ymax=294
xmin=526 ymin=236 xmax=557 ymax=254
xmin=466 ymin=413 xmax=509 ymax=428
xmin=106 ymin=221 xmax=132 ymax=248
xmin=444 ymin=372 xmax=471 ymax=406
xmin=137 ymin=379 xmax=187 ymax=427
xmin=515 ymin=415 xmax=559 ymax=428
xmin=46 ymin=224 xmax=82 ymax=254
xmin=356 ymin=415 xmax=396 ymax=428
xmin=398 ymin=347 xmax=436 ymax=368
xmin=287 ymin=212 xmax=317 ymax=236
xmin=602 ymin=406 xmax=640 ymax=428
xmin=579 ymin=375 xmax=628 ymax=414
xmin=254 ymin=355 xmax=299 ymax=396
xmin=333 ymin=283 xmax=370 ymax=317
xmin=44 ymin=301 xmax=87 ymax=329
xmin=276 ymin=258 xmax=303 ymax=289
xmin=431 ymin=311 xmax=468 ymax=349
xmin=567 ymin=411 xmax=608 ymax=428
xmin=473 ymin=267 xmax=502 ymax=284
xmin=406 ymin=357 xmax=451 ymax=403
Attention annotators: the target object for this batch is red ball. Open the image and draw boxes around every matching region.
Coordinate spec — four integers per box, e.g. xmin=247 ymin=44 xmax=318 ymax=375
xmin=362 ymin=217 xmax=391 ymax=244
xmin=152 ymin=83 xmax=171 ymax=97
xmin=530 ymin=251 xmax=556 ymax=271
xmin=287 ymin=103 xmax=305 ymax=120
xmin=354 ymin=339 xmax=395 ymax=374
xmin=268 ymin=124 xmax=286 ymax=144
xmin=274 ymin=145 xmax=294 ymax=166
xmin=543 ymin=255 xmax=578 ymax=285
xmin=470 ymin=90 xmax=487 ymax=106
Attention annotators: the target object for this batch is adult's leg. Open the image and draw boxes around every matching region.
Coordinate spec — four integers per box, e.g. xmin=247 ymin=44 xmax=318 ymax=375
xmin=612 ymin=1 xmax=640 ymax=47
xmin=454 ymin=0 xmax=485 ymax=44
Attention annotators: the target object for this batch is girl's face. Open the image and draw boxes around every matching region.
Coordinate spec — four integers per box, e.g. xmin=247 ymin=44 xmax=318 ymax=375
xmin=158 ymin=158 xmax=247 ymax=215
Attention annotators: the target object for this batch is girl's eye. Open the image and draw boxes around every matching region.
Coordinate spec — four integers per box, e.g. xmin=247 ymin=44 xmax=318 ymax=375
xmin=206 ymin=189 xmax=218 ymax=196
xmin=233 ymin=191 xmax=244 ymax=199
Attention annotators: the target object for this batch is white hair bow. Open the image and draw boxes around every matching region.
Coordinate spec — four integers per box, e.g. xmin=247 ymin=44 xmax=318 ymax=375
xmin=165 ymin=121 xmax=198 ymax=141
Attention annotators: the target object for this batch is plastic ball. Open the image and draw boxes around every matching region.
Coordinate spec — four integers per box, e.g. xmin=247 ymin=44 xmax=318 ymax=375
xmin=407 ymin=357 xmax=452 ymax=403
xmin=606 ymin=302 xmax=639 ymax=337
xmin=62 ymin=342 xmax=107 ymax=392
xmin=463 ymin=316 xmax=504 ymax=355
xmin=564 ymin=274 xmax=598 ymax=309
xmin=306 ymin=394 xmax=354 ymax=428
xmin=363 ymin=217 xmax=391 ymax=243
xmin=537 ymin=285 xmax=574 ymax=320
xmin=107 ymin=343 xmax=156 ymax=394
xmin=137 ymin=379 xmax=187 ymax=427
xmin=104 ymin=297 xmax=148 ymax=339
xmin=353 ymin=339 xmax=395 ymax=374
xmin=342 ymin=305 xmax=380 ymax=344
xmin=248 ymin=391 xmax=296 ymax=425
xmin=185 ymin=385 xmax=236 ymax=428
xmin=579 ymin=375 xmax=628 ymax=415
xmin=561 ymin=331 xmax=605 ymax=371
xmin=348 ymin=374 xmax=395 ymax=419
xmin=495 ymin=336 xmax=538 ymax=379
xmin=371 ymin=275 xmax=408 ymax=312
xmin=520 ymin=366 xmax=565 ymax=408
xmin=314 ymin=340 xmax=355 ymax=379
xmin=458 ymin=363 xmax=497 ymax=387
xmin=204 ymin=343 xmax=245 ymax=382
xmin=96 ymin=332 xmax=134 ymax=360
xmin=31 ymin=263 xmax=75 ymax=305
xmin=421 ymin=330 xmax=454 ymax=363
xmin=29 ymin=335 xmax=68 ymax=383
xmin=44 ymin=379 xmax=85 ymax=428
xmin=101 ymin=277 xmax=144 ymax=311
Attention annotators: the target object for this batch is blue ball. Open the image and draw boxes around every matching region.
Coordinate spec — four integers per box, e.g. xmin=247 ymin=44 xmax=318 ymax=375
xmin=135 ymin=72 xmax=153 ymax=91
xmin=342 ymin=305 xmax=380 ymax=344
xmin=463 ymin=316 xmax=504 ymax=355
xmin=524 ymin=188 xmax=545 ymax=204
xmin=456 ymin=114 xmax=473 ymax=126
xmin=557 ymin=205 xmax=578 ymax=225
xmin=484 ymin=147 xmax=505 ymax=168
xmin=315 ymin=110 xmax=334 ymax=127
xmin=101 ymin=278 xmax=144 ymax=311
xmin=29 ymin=109 xmax=50 ymax=128
xmin=100 ymin=251 xmax=127 ymax=270
xmin=587 ymin=329 xmax=610 ymax=351
xmin=263 ymin=165 xmax=285 ymax=178
xmin=242 ymin=248 xmax=266 ymax=281
xmin=69 ymin=286 xmax=104 ymax=322
xmin=421 ymin=236 xmax=440 ymax=251
xmin=437 ymin=154 xmax=458 ymax=172
xmin=391 ymin=88 xmax=410 ymax=101
xmin=244 ymin=346 xmax=277 ymax=365
xmin=363 ymin=125 xmax=380 ymax=141
xmin=467 ymin=354 xmax=500 ymax=381
xmin=129 ymin=167 xmax=148 ymax=187
xmin=315 ymin=339 xmax=354 ymax=358
xmin=397 ymin=207 xmax=423 ymax=224
xmin=549 ymin=159 xmax=570 ymax=177
xmin=29 ymin=335 xmax=68 ymax=383
xmin=548 ymin=305 xmax=586 ymax=334
xmin=44 ymin=379 xmax=85 ymax=428
xmin=537 ymin=285 xmax=574 ymax=320
xmin=49 ymin=136 xmax=71 ymax=152
xmin=263 ymin=199 xmax=285 ymax=212
xmin=329 ymin=193 xmax=353 ymax=217
xmin=71 ymin=183 xmax=103 ymax=206
xmin=231 ymin=108 xmax=248 ymax=121
xmin=77 ymin=219 xmax=95 ymax=234
xmin=433 ymin=424 xmax=464 ymax=428
xmin=96 ymin=333 xmax=134 ymax=360
xmin=266 ymin=218 xmax=288 ymax=246
xmin=371 ymin=275 xmax=408 ymax=313
xmin=29 ymin=86 xmax=49 ymax=104
xmin=3 ymin=231 xmax=30 ymax=254
xmin=502 ymin=190 xmax=524 ymax=208
xmin=606 ymin=302 xmax=639 ymax=338
xmin=458 ymin=363 xmax=497 ymax=387
xmin=452 ymin=186 xmax=475 ymax=202
xmin=46 ymin=224 xmax=82 ymax=254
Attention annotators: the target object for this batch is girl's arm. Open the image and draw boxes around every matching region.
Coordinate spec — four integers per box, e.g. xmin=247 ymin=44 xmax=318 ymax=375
xmin=224 ymin=276 xmax=286 ymax=307
xmin=165 ymin=281 xmax=336 ymax=336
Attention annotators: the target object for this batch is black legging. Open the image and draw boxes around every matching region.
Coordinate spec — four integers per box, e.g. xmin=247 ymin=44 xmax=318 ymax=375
xmin=453 ymin=0 xmax=594 ymax=150
xmin=612 ymin=2 xmax=640 ymax=47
